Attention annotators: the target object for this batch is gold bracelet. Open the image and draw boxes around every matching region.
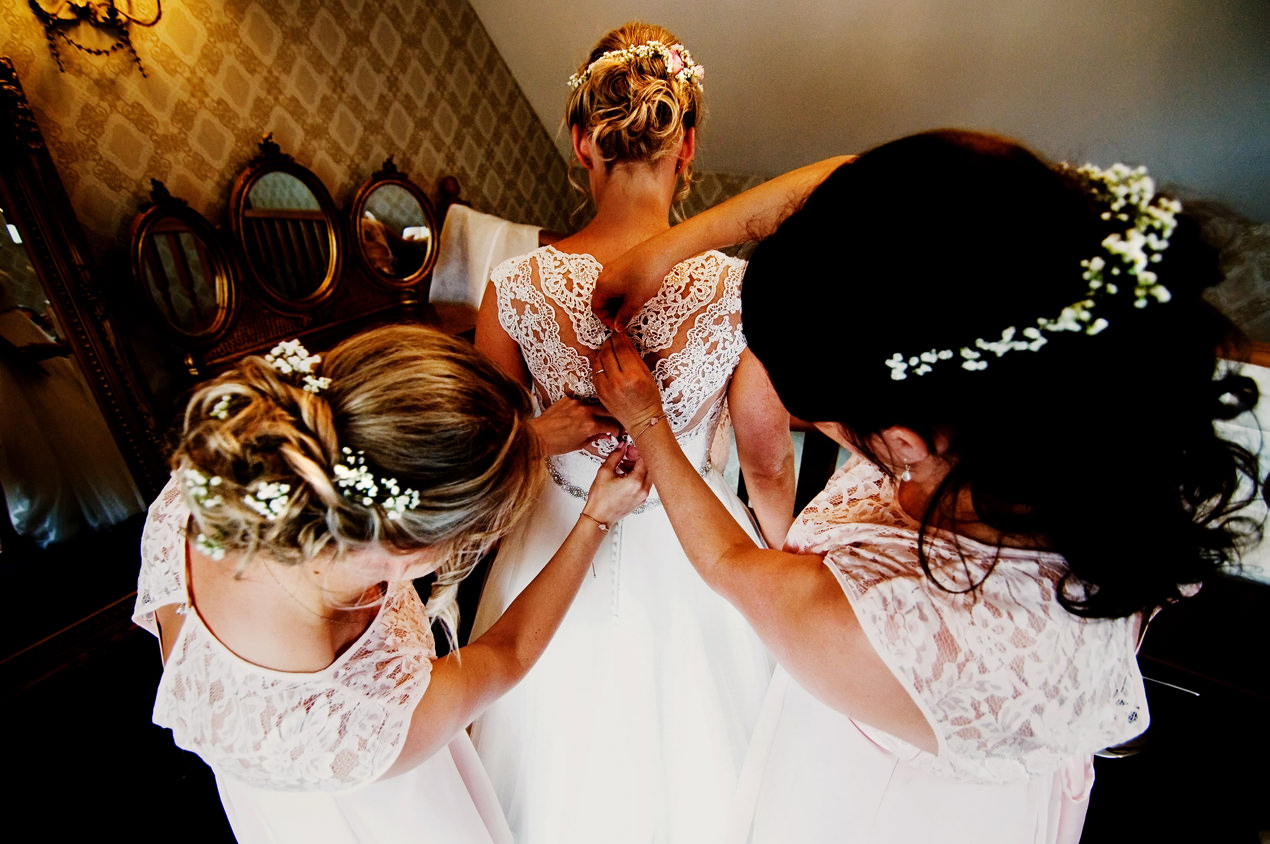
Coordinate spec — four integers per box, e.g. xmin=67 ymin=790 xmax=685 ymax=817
xmin=579 ymin=511 xmax=608 ymax=532
xmin=631 ymin=413 xmax=667 ymax=443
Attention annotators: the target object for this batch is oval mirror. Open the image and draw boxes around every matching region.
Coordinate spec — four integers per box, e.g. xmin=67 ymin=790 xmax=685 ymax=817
xmin=229 ymin=136 xmax=343 ymax=313
xmin=348 ymin=157 xmax=439 ymax=290
xmin=130 ymin=180 xmax=237 ymax=341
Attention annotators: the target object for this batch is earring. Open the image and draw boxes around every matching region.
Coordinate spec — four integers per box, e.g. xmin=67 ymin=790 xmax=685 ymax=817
xmin=675 ymin=161 xmax=682 ymax=174
xmin=900 ymin=463 xmax=912 ymax=482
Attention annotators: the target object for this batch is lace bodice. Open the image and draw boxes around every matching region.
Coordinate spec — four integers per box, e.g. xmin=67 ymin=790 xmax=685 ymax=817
xmin=492 ymin=246 xmax=747 ymax=485
xmin=786 ymin=457 xmax=1148 ymax=785
xmin=134 ymin=478 xmax=435 ymax=793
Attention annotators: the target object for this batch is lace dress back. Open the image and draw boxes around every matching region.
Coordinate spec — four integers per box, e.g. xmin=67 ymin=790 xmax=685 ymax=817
xmin=786 ymin=456 xmax=1148 ymax=785
xmin=473 ymin=246 xmax=774 ymax=844
xmin=492 ymin=246 xmax=747 ymax=495
xmin=727 ymin=457 xmax=1146 ymax=844
xmin=134 ymin=479 xmax=435 ymax=792
xmin=136 ymin=479 xmax=515 ymax=843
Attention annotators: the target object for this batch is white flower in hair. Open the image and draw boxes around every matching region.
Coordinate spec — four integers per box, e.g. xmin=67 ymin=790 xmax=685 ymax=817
xmin=264 ymin=340 xmax=330 ymax=393
xmin=333 ymin=447 xmax=421 ymax=520
xmin=886 ymin=160 xmax=1180 ymax=381
xmin=243 ymin=481 xmax=292 ymax=521
xmin=182 ymin=468 xmax=224 ymax=508
xmin=568 ymin=39 xmax=705 ymax=92
xmin=195 ymin=532 xmax=227 ymax=561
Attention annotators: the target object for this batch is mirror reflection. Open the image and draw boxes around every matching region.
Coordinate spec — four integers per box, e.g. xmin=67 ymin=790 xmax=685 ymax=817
xmin=242 ymin=171 xmax=331 ymax=299
xmin=360 ymin=183 xmax=433 ymax=279
xmin=0 ymin=203 xmax=145 ymax=556
xmin=138 ymin=214 xmax=219 ymax=336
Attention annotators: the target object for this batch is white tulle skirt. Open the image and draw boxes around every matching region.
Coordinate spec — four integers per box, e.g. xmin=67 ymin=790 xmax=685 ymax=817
xmin=0 ymin=310 xmax=145 ymax=546
xmin=469 ymin=468 xmax=773 ymax=844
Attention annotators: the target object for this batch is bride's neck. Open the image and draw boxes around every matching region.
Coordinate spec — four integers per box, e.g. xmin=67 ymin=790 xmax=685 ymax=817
xmin=571 ymin=161 xmax=677 ymax=258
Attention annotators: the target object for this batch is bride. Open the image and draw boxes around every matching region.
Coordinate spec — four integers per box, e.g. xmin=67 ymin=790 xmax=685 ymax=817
xmin=468 ymin=22 xmax=796 ymax=844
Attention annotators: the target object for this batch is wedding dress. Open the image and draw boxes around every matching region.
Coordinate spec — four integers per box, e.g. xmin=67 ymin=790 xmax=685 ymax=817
xmin=0 ymin=304 xmax=145 ymax=546
xmin=469 ymin=245 xmax=774 ymax=844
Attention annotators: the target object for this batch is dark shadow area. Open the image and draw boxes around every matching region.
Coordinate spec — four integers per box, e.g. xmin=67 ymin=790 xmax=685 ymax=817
xmin=1082 ymin=574 xmax=1269 ymax=842
xmin=4 ymin=622 xmax=234 ymax=840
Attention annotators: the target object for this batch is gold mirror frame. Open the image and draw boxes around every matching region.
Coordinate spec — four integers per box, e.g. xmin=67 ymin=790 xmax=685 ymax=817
xmin=228 ymin=135 xmax=343 ymax=315
xmin=348 ymin=156 xmax=439 ymax=293
xmin=0 ymin=57 xmax=163 ymax=496
xmin=130 ymin=179 xmax=238 ymax=343
xmin=1 ymin=56 xmax=167 ymax=686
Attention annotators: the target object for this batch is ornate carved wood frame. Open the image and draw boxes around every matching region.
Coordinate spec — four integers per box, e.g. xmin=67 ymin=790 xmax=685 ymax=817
xmin=0 ymin=56 xmax=166 ymax=497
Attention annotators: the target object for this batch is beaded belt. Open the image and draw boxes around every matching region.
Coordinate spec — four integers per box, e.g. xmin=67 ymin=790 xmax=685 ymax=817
xmin=547 ymin=456 xmax=713 ymax=515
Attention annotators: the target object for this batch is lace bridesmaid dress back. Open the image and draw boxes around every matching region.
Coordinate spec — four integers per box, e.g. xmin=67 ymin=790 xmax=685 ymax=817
xmin=732 ymin=457 xmax=1148 ymax=844
xmin=135 ymin=479 xmax=512 ymax=843
xmin=471 ymin=245 xmax=772 ymax=844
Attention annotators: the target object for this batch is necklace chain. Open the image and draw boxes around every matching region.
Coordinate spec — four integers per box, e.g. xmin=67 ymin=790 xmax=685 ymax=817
xmin=261 ymin=557 xmax=382 ymax=625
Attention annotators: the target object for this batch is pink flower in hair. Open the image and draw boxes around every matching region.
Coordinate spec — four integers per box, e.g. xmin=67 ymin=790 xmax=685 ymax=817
xmin=667 ymin=49 xmax=685 ymax=77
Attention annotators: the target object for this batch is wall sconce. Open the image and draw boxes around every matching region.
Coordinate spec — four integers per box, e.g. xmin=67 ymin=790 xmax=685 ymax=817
xmin=29 ymin=1 xmax=162 ymax=77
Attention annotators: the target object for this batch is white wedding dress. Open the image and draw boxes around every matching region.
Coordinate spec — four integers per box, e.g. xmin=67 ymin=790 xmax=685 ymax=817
xmin=469 ymin=245 xmax=774 ymax=844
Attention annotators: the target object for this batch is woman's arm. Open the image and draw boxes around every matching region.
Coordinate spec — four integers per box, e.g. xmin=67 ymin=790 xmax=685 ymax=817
xmin=728 ymin=350 xmax=795 ymax=547
xmin=385 ymin=448 xmax=649 ymax=776
xmin=594 ymin=334 xmax=935 ymax=751
xmin=475 ymin=280 xmax=620 ymax=455
xmin=593 ymin=155 xmax=856 ymax=326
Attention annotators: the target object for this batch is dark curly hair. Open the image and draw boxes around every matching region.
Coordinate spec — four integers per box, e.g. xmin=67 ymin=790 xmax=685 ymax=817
xmin=742 ymin=129 xmax=1264 ymax=618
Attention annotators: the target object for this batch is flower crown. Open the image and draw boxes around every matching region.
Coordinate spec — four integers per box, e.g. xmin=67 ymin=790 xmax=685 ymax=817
xmin=568 ymin=40 xmax=704 ymax=91
xmin=187 ymin=340 xmax=422 ymax=558
xmin=885 ymin=162 xmax=1181 ymax=382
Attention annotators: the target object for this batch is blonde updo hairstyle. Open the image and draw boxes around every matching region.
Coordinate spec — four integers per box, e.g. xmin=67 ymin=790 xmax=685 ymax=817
xmin=566 ymin=22 xmax=704 ymax=204
xmin=172 ymin=324 xmax=542 ymax=641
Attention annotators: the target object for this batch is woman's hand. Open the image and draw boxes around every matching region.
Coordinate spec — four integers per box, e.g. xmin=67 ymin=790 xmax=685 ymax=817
xmin=592 ymin=240 xmax=678 ymax=328
xmin=531 ymin=396 xmax=621 ymax=456
xmin=583 ymin=446 xmax=651 ymax=525
xmin=591 ymin=333 xmax=665 ymax=433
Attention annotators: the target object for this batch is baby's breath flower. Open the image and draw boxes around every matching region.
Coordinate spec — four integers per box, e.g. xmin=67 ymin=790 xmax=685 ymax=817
xmin=264 ymin=340 xmax=329 ymax=393
xmin=568 ymin=40 xmax=705 ymax=92
xmin=243 ymin=481 xmax=291 ymax=521
xmin=195 ymin=532 xmax=227 ymax=560
xmin=333 ymin=447 xmax=421 ymax=519
xmin=182 ymin=468 xmax=224 ymax=508
xmin=887 ymin=161 xmax=1179 ymax=381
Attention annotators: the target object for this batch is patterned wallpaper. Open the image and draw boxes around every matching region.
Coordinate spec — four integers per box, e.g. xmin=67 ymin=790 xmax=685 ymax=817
xmin=2 ymin=0 xmax=763 ymax=256
xmin=682 ymin=171 xmax=767 ymax=222
xmin=0 ymin=0 xmax=576 ymax=259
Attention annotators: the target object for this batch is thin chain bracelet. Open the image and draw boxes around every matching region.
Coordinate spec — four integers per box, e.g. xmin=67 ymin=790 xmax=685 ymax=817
xmin=579 ymin=511 xmax=608 ymax=531
xmin=631 ymin=413 xmax=667 ymax=442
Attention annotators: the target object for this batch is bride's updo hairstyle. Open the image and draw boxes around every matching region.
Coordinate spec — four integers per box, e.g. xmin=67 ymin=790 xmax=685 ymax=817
xmin=171 ymin=324 xmax=541 ymax=637
xmin=743 ymin=129 xmax=1264 ymax=618
xmin=566 ymin=21 xmax=704 ymax=203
